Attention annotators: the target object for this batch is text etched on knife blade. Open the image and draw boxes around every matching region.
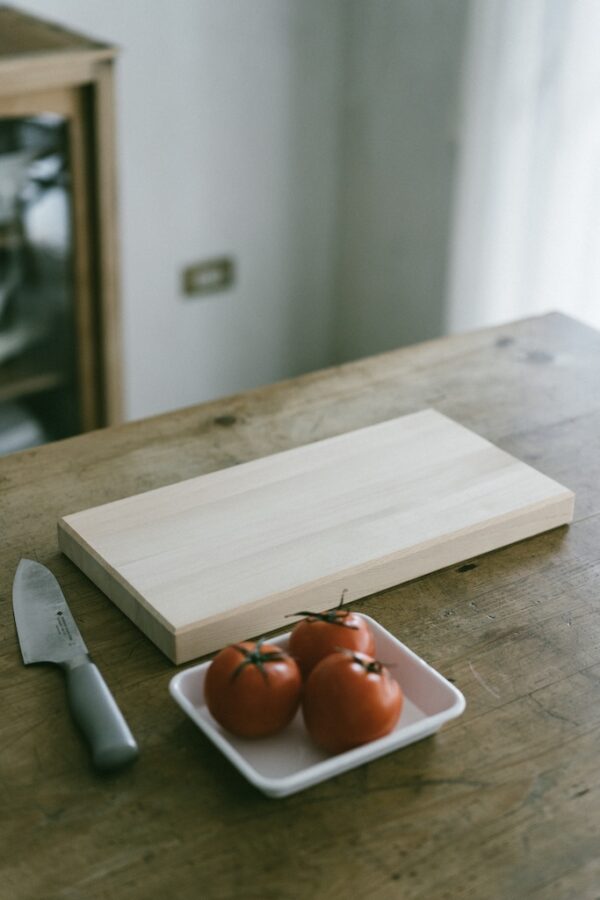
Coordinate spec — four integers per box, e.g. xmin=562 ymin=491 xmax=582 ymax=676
xmin=55 ymin=611 xmax=74 ymax=644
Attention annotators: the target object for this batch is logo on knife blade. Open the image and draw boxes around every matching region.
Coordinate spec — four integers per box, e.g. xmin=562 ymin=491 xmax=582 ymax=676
xmin=55 ymin=610 xmax=74 ymax=643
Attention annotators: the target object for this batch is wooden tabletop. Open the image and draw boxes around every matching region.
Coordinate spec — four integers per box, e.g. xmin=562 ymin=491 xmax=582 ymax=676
xmin=1 ymin=312 xmax=599 ymax=899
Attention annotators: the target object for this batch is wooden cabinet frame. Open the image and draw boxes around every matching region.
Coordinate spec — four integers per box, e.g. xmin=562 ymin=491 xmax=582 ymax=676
xmin=0 ymin=7 xmax=122 ymax=428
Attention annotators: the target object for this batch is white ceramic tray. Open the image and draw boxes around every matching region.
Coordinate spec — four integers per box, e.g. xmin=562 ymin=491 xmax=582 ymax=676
xmin=169 ymin=615 xmax=466 ymax=798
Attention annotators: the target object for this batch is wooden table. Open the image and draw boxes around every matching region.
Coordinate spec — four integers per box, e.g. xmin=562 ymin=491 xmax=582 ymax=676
xmin=1 ymin=312 xmax=599 ymax=899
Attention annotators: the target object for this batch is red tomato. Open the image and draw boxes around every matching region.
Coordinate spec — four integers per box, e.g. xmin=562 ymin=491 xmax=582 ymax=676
xmin=288 ymin=595 xmax=375 ymax=678
xmin=205 ymin=640 xmax=302 ymax=738
xmin=302 ymin=649 xmax=403 ymax=754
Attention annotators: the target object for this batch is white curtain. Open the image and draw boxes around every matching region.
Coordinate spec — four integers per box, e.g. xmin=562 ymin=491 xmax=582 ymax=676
xmin=446 ymin=0 xmax=600 ymax=333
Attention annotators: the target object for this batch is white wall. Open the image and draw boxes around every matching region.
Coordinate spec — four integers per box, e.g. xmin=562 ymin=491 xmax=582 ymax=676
xmin=13 ymin=0 xmax=344 ymax=419
xmin=12 ymin=0 xmax=475 ymax=419
xmin=334 ymin=0 xmax=469 ymax=361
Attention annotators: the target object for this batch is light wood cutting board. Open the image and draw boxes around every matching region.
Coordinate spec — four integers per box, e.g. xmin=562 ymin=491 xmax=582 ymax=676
xmin=57 ymin=410 xmax=574 ymax=663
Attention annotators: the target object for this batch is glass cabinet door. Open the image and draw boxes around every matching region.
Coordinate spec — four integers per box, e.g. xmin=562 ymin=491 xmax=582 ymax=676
xmin=0 ymin=87 xmax=98 ymax=456
xmin=0 ymin=112 xmax=78 ymax=454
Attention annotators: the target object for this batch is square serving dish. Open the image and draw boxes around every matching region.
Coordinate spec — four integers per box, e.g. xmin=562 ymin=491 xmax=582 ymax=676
xmin=169 ymin=615 xmax=466 ymax=798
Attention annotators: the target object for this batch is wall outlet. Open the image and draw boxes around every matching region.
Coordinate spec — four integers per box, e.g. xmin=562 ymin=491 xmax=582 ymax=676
xmin=182 ymin=256 xmax=235 ymax=297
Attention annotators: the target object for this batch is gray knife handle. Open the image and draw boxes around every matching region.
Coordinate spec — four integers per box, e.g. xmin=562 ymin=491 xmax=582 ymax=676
xmin=65 ymin=660 xmax=139 ymax=771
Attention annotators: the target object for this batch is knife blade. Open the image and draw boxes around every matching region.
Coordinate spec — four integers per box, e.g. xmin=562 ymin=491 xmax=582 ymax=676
xmin=13 ymin=559 xmax=138 ymax=771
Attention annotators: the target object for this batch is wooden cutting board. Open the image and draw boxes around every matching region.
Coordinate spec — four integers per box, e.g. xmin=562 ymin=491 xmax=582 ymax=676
xmin=57 ymin=409 xmax=574 ymax=663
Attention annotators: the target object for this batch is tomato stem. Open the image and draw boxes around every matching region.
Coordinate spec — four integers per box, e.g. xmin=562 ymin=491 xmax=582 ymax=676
xmin=230 ymin=639 xmax=289 ymax=682
xmin=335 ymin=646 xmax=394 ymax=674
xmin=285 ymin=589 xmax=359 ymax=629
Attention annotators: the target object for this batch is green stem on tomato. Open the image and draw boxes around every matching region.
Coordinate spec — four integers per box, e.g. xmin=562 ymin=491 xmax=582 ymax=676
xmin=285 ymin=589 xmax=359 ymax=629
xmin=230 ymin=639 xmax=289 ymax=683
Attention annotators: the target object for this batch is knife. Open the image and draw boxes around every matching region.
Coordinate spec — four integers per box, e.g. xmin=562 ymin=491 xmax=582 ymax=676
xmin=12 ymin=558 xmax=138 ymax=771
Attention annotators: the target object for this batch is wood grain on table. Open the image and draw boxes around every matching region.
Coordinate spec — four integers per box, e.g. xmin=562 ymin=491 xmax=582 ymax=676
xmin=1 ymin=312 xmax=599 ymax=900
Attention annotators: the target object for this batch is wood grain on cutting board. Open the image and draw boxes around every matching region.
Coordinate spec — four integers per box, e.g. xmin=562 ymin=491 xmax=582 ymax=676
xmin=57 ymin=409 xmax=574 ymax=662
